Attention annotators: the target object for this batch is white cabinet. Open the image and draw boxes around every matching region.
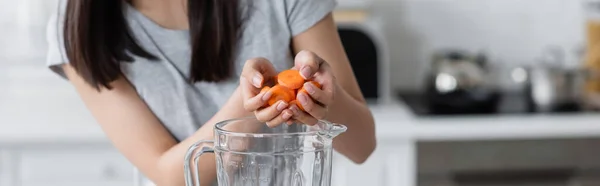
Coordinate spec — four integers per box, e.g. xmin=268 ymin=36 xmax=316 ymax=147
xmin=331 ymin=140 xmax=415 ymax=186
xmin=18 ymin=147 xmax=134 ymax=186
xmin=0 ymin=151 xmax=11 ymax=186
xmin=332 ymin=148 xmax=387 ymax=186
xmin=0 ymin=145 xmax=136 ymax=186
xmin=0 ymin=150 xmax=18 ymax=186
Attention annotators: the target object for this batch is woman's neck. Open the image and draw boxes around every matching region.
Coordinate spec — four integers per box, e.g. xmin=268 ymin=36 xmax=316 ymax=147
xmin=131 ymin=0 xmax=189 ymax=30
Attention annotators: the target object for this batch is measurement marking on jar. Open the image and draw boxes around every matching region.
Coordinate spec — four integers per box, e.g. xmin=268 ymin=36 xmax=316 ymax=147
xmin=284 ymin=144 xmax=295 ymax=151
xmin=241 ymin=176 xmax=271 ymax=182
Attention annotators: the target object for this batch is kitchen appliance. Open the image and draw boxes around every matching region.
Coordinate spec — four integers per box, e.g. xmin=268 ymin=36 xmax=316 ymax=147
xmin=521 ymin=47 xmax=588 ymax=112
xmin=334 ymin=3 xmax=392 ymax=104
xmin=424 ymin=50 xmax=501 ymax=114
xmin=399 ymin=46 xmax=599 ymax=116
xmin=183 ymin=117 xmax=347 ymax=186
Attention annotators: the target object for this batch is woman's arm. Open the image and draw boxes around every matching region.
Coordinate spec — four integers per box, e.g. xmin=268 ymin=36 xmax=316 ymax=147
xmin=291 ymin=13 xmax=377 ymax=164
xmin=61 ymin=64 xmax=251 ymax=186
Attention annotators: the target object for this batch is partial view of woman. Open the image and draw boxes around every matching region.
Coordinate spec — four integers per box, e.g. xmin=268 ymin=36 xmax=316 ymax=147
xmin=46 ymin=0 xmax=376 ymax=185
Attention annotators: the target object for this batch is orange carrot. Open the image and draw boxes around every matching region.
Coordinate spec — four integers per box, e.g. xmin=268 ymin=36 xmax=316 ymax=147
xmin=260 ymin=86 xmax=271 ymax=94
xmin=267 ymin=85 xmax=295 ymax=106
xmin=277 ymin=69 xmax=305 ymax=89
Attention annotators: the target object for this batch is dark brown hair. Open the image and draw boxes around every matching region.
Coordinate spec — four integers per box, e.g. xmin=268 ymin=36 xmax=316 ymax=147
xmin=63 ymin=0 xmax=245 ymax=90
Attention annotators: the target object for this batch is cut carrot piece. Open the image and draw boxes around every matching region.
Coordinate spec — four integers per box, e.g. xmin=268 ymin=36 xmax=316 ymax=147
xmin=260 ymin=86 xmax=271 ymax=94
xmin=267 ymin=85 xmax=295 ymax=106
xmin=277 ymin=69 xmax=305 ymax=89
xmin=260 ymin=86 xmax=271 ymax=107
xmin=298 ymin=81 xmax=322 ymax=96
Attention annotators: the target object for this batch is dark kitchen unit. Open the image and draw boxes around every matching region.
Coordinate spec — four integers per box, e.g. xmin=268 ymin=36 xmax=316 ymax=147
xmin=338 ymin=27 xmax=379 ymax=101
xmin=396 ymin=91 xmax=563 ymax=116
xmin=416 ymin=138 xmax=600 ymax=186
xmin=403 ymin=48 xmax=600 ymax=186
xmin=397 ymin=78 xmax=590 ymax=116
xmin=333 ymin=7 xmax=392 ymax=104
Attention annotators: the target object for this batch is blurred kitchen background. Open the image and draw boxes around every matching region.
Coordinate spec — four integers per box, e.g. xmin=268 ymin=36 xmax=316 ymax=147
xmin=3 ymin=0 xmax=600 ymax=186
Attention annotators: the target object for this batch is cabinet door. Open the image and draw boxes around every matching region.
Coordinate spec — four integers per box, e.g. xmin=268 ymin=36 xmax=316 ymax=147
xmin=331 ymin=141 xmax=415 ymax=186
xmin=0 ymin=150 xmax=16 ymax=186
xmin=332 ymin=149 xmax=386 ymax=186
xmin=332 ymin=146 xmax=386 ymax=186
xmin=18 ymin=147 xmax=134 ymax=186
xmin=0 ymin=150 xmax=5 ymax=186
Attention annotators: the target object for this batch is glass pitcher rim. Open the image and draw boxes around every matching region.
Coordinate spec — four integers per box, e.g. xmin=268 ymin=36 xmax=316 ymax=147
xmin=214 ymin=116 xmax=347 ymax=137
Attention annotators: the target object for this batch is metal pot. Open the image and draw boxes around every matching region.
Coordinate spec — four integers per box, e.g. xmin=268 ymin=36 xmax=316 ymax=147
xmin=520 ymin=46 xmax=591 ymax=112
xmin=425 ymin=50 xmax=501 ymax=114
xmin=523 ymin=65 xmax=588 ymax=112
xmin=428 ymin=50 xmax=493 ymax=93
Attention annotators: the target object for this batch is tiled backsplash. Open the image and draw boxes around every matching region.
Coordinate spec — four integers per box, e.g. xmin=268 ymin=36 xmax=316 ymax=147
xmin=372 ymin=0 xmax=587 ymax=91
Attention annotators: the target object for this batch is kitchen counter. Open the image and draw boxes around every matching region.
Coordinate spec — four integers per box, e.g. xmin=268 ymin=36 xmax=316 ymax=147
xmin=4 ymin=67 xmax=600 ymax=186
xmin=3 ymin=82 xmax=600 ymax=144
xmin=3 ymin=65 xmax=600 ymax=144
xmin=374 ymin=100 xmax=600 ymax=141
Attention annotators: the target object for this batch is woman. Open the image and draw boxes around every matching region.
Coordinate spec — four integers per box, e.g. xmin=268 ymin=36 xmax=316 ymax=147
xmin=46 ymin=0 xmax=376 ymax=185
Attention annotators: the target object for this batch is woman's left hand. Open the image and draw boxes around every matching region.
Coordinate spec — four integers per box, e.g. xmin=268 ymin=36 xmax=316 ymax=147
xmin=288 ymin=50 xmax=337 ymax=126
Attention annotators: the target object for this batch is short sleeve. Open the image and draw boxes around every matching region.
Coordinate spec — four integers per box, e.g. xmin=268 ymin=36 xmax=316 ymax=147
xmin=284 ymin=0 xmax=338 ymax=36
xmin=45 ymin=0 xmax=69 ymax=79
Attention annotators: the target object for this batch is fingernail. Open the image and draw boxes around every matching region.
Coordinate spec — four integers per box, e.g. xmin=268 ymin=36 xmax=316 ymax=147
xmin=282 ymin=111 xmax=292 ymax=119
xmin=252 ymin=73 xmax=262 ymax=88
xmin=262 ymin=90 xmax=272 ymax=101
xmin=304 ymin=82 xmax=316 ymax=94
xmin=298 ymin=93 xmax=308 ymax=105
xmin=300 ymin=67 xmax=311 ymax=79
xmin=276 ymin=101 xmax=288 ymax=111
xmin=290 ymin=105 xmax=300 ymax=115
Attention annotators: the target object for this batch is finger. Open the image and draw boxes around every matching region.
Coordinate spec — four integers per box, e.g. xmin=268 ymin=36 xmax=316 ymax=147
xmin=254 ymin=100 xmax=288 ymax=122
xmin=294 ymin=50 xmax=325 ymax=79
xmin=240 ymin=58 xmax=277 ymax=111
xmin=240 ymin=77 xmax=274 ymax=111
xmin=266 ymin=109 xmax=294 ymax=128
xmin=242 ymin=89 xmax=271 ymax=111
xmin=301 ymin=81 xmax=333 ymax=106
xmin=284 ymin=117 xmax=300 ymax=125
xmin=289 ymin=105 xmax=319 ymax=126
xmin=241 ymin=57 xmax=277 ymax=88
xmin=311 ymin=63 xmax=336 ymax=105
xmin=296 ymin=92 xmax=328 ymax=120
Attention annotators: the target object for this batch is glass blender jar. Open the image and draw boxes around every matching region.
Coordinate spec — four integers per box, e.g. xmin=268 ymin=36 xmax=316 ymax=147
xmin=184 ymin=117 xmax=347 ymax=186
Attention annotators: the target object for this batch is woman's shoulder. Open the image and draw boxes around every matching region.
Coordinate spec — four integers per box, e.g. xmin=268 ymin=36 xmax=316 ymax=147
xmin=252 ymin=0 xmax=338 ymax=37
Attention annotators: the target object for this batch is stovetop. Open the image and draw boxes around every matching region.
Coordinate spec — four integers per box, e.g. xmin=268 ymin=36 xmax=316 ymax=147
xmin=396 ymin=91 xmax=584 ymax=117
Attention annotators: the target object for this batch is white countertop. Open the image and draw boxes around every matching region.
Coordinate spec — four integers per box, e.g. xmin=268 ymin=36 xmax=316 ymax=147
xmin=3 ymin=66 xmax=600 ymax=144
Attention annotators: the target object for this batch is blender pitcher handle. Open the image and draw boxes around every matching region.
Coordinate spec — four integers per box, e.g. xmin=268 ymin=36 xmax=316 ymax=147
xmin=184 ymin=140 xmax=215 ymax=186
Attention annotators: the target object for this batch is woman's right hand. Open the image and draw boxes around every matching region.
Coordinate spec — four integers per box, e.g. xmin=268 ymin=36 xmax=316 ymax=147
xmin=240 ymin=58 xmax=294 ymax=127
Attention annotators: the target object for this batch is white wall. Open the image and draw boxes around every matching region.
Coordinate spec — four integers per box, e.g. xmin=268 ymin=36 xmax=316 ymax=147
xmin=0 ymin=0 xmax=59 ymax=64
xmin=0 ymin=0 xmax=590 ymax=92
xmin=369 ymin=0 xmax=587 ymax=91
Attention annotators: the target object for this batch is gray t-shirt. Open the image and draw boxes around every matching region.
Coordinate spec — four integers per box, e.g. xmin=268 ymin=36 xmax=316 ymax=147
xmin=46 ymin=0 xmax=337 ymax=142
